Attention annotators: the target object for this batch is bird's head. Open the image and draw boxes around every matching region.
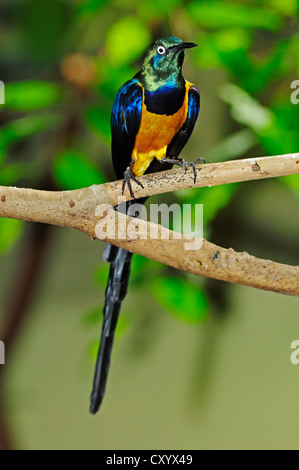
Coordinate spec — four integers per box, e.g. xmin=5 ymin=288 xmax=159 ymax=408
xmin=139 ymin=36 xmax=198 ymax=91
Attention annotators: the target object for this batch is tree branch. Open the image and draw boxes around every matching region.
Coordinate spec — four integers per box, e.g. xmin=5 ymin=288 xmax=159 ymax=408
xmin=0 ymin=153 xmax=299 ymax=297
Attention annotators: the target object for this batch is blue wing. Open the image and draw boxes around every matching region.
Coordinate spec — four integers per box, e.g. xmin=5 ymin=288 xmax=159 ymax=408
xmin=166 ymin=85 xmax=200 ymax=159
xmin=111 ymin=78 xmax=143 ymax=179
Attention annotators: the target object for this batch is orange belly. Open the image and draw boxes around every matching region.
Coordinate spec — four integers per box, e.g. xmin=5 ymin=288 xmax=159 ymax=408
xmin=132 ymin=81 xmax=192 ymax=177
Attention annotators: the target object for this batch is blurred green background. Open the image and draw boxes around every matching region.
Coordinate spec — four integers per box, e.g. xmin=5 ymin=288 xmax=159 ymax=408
xmin=1 ymin=0 xmax=299 ymax=450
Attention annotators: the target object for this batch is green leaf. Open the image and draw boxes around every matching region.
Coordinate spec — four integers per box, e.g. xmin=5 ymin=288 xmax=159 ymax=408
xmin=219 ymin=84 xmax=298 ymax=155
xmin=82 ymin=307 xmax=102 ymax=327
xmin=106 ymin=16 xmax=151 ymax=66
xmin=94 ymin=58 xmax=137 ymax=95
xmin=0 ymin=218 xmax=23 ymax=257
xmin=17 ymin=0 xmax=74 ymax=59
xmin=199 ymin=184 xmax=239 ymax=226
xmin=0 ymin=113 xmax=59 ymax=168
xmin=94 ymin=262 xmax=109 ymax=286
xmin=0 ymin=163 xmax=26 ymax=186
xmin=130 ymin=254 xmax=163 ymax=284
xmin=137 ymin=0 xmax=183 ymax=19
xmin=206 ymin=130 xmax=257 ymax=162
xmin=264 ymin=0 xmax=299 ymax=16
xmin=188 ymin=1 xmax=282 ymax=30
xmin=4 ymin=81 xmax=62 ymax=111
xmin=188 ymin=185 xmax=237 ymax=226
xmin=176 ymin=183 xmax=239 ymax=226
xmin=260 ymin=101 xmax=299 ymax=154
xmin=53 ymin=149 xmax=106 ymax=190
xmin=194 ymin=29 xmax=252 ymax=71
xmin=77 ymin=0 xmax=108 ymax=15
xmin=86 ymin=107 xmax=111 ymax=142
xmin=241 ymin=42 xmax=290 ymax=94
xmin=281 ymin=174 xmax=299 ymax=192
xmin=219 ymin=83 xmax=274 ymax=132
xmin=0 ymin=114 xmax=59 ymax=150
xmin=151 ymin=277 xmax=209 ymax=323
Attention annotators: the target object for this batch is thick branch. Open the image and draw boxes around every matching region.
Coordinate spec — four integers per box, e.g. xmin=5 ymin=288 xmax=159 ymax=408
xmin=0 ymin=154 xmax=298 ymax=226
xmin=95 ymin=207 xmax=299 ymax=296
xmin=0 ymin=153 xmax=299 ymax=297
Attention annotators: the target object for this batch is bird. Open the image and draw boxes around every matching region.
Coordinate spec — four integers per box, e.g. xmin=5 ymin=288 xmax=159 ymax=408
xmin=90 ymin=36 xmax=200 ymax=414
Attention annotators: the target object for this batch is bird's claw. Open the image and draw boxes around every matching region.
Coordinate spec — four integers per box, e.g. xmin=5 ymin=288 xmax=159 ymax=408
xmin=184 ymin=157 xmax=206 ymax=183
xmin=195 ymin=157 xmax=206 ymax=164
xmin=122 ymin=167 xmax=144 ymax=200
xmin=160 ymin=156 xmax=206 ymax=184
xmin=181 ymin=161 xmax=198 ymax=183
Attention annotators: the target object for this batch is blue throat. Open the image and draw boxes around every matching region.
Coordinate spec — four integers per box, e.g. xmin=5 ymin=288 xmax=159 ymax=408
xmin=144 ymin=82 xmax=185 ymax=116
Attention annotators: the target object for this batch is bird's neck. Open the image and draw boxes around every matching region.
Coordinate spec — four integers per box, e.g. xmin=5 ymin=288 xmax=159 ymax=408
xmin=137 ymin=70 xmax=185 ymax=93
xmin=136 ymin=71 xmax=186 ymax=116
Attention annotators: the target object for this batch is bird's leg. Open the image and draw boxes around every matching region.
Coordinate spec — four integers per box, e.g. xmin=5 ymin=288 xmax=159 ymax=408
xmin=122 ymin=158 xmax=144 ymax=199
xmin=159 ymin=157 xmax=206 ymax=184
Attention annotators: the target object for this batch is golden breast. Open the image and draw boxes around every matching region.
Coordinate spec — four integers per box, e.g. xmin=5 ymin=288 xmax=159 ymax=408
xmin=131 ymin=82 xmax=192 ymax=177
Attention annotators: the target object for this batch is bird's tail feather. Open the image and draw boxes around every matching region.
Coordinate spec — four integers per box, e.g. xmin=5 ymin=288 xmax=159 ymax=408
xmin=90 ymin=199 xmax=145 ymax=415
xmin=90 ymin=243 xmax=133 ymax=414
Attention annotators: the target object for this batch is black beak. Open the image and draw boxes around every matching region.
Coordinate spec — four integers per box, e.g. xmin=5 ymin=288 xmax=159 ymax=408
xmin=181 ymin=42 xmax=198 ymax=50
xmin=169 ymin=42 xmax=198 ymax=53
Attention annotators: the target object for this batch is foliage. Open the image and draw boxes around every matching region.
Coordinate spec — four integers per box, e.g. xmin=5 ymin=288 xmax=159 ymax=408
xmin=54 ymin=149 xmax=106 ymax=189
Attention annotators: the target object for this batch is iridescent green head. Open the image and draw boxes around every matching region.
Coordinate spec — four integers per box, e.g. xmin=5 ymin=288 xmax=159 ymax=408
xmin=139 ymin=36 xmax=198 ymax=92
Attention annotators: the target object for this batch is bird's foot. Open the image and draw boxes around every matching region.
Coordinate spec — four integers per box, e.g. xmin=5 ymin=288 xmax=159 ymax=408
xmin=160 ymin=157 xmax=202 ymax=183
xmin=122 ymin=165 xmax=144 ymax=200
xmin=195 ymin=157 xmax=206 ymax=164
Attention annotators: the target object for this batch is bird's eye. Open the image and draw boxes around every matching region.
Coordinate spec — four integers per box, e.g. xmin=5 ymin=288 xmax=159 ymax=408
xmin=157 ymin=45 xmax=167 ymax=55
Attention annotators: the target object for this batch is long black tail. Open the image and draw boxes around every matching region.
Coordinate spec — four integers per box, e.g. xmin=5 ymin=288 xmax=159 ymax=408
xmin=89 ymin=199 xmax=146 ymax=414
xmin=89 ymin=161 xmax=170 ymax=414
xmin=90 ymin=243 xmax=133 ymax=414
